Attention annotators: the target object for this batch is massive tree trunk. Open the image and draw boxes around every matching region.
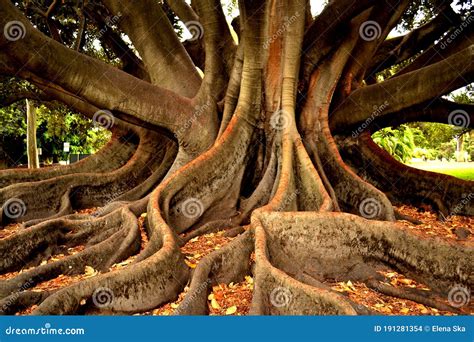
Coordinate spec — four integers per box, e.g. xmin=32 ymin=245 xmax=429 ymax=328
xmin=0 ymin=0 xmax=472 ymax=315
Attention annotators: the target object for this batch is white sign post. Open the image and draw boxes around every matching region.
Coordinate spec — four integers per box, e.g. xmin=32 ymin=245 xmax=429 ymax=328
xmin=63 ymin=142 xmax=70 ymax=164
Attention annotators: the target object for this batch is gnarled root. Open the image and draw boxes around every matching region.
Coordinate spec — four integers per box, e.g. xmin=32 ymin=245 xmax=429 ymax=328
xmin=0 ymin=130 xmax=175 ymax=225
xmin=0 ymin=127 xmax=137 ymax=189
xmin=337 ymin=132 xmax=474 ymax=217
xmin=248 ymin=211 xmax=472 ymax=314
xmin=0 ymin=208 xmax=140 ymax=298
xmin=176 ymin=230 xmax=254 ymax=315
xmin=31 ymin=204 xmax=188 ymax=314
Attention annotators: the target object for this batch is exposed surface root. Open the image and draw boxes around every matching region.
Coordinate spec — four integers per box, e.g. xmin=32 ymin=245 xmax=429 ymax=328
xmin=338 ymin=132 xmax=474 ymax=216
xmin=300 ymin=42 xmax=395 ymax=221
xmin=0 ymin=129 xmax=137 ymax=189
xmin=248 ymin=211 xmax=473 ymax=315
xmin=395 ymin=204 xmax=473 ymax=243
xmin=0 ymin=130 xmax=174 ymax=225
xmin=30 ymin=195 xmax=189 ymax=314
xmin=135 ymin=229 xmax=244 ymax=315
xmin=0 ymin=290 xmax=50 ymax=315
xmin=175 ymin=230 xmax=253 ymax=315
xmin=0 ymin=208 xmax=139 ymax=298
xmin=250 ymin=212 xmax=357 ymax=315
xmin=328 ymin=277 xmax=458 ymax=315
xmin=365 ymin=279 xmax=460 ymax=314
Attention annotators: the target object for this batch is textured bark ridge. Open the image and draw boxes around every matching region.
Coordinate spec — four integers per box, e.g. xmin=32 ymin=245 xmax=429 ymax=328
xmin=0 ymin=0 xmax=472 ymax=315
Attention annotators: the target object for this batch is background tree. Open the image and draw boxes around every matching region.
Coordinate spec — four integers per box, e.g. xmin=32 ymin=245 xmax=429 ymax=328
xmin=372 ymin=125 xmax=418 ymax=162
xmin=0 ymin=0 xmax=472 ymax=316
xmin=0 ymin=76 xmax=111 ymax=168
xmin=25 ymin=99 xmax=39 ymax=168
xmin=372 ymin=86 xmax=473 ymax=162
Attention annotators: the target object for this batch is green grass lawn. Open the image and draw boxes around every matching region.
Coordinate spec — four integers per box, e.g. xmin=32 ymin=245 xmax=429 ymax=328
xmin=408 ymin=161 xmax=474 ymax=181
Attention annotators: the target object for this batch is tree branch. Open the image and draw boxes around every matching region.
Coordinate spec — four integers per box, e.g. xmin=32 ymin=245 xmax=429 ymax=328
xmin=101 ymin=0 xmax=201 ymax=97
xmin=83 ymin=4 xmax=150 ymax=81
xmin=0 ymin=0 xmax=194 ymax=135
xmin=0 ymin=90 xmax=45 ymax=107
xmin=193 ymin=0 xmax=236 ymax=100
xmin=301 ymin=0 xmax=376 ymax=81
xmin=330 ymin=45 xmax=474 ymax=131
xmin=165 ymin=0 xmax=200 ymax=23
xmin=367 ymin=6 xmax=461 ymax=78
xmin=371 ymin=98 xmax=474 ymax=129
xmin=340 ymin=0 xmax=411 ymax=89
xmin=396 ymin=16 xmax=474 ymax=76
xmin=72 ymin=8 xmax=86 ymax=52
xmin=164 ymin=0 xmax=205 ymax=71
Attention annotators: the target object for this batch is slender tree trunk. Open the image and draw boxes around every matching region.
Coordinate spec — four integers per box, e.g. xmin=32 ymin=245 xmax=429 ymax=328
xmin=26 ymin=99 xmax=39 ymax=169
xmin=456 ymin=134 xmax=464 ymax=162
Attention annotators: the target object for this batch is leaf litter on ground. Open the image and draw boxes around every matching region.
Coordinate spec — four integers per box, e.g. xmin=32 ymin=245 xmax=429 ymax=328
xmin=4 ymin=205 xmax=473 ymax=315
